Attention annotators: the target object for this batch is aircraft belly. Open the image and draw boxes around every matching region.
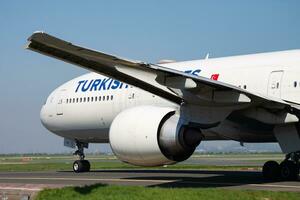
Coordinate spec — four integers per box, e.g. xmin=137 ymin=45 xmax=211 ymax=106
xmin=53 ymin=128 xmax=110 ymax=143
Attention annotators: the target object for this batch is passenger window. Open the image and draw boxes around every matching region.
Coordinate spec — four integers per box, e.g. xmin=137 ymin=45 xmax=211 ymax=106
xmin=91 ymin=97 xmax=93 ymax=102
xmin=103 ymin=96 xmax=105 ymax=101
xmin=243 ymin=85 xmax=247 ymax=89
xmin=73 ymin=98 xmax=75 ymax=103
xmin=76 ymin=98 xmax=79 ymax=103
xmin=95 ymin=96 xmax=97 ymax=101
xmin=66 ymin=99 xmax=68 ymax=104
xmin=99 ymin=96 xmax=101 ymax=101
xmin=277 ymin=82 xmax=280 ymax=89
xmin=111 ymin=95 xmax=113 ymax=100
xmin=84 ymin=97 xmax=86 ymax=102
xmin=80 ymin=98 xmax=82 ymax=103
xmin=294 ymin=81 xmax=297 ymax=88
xmin=107 ymin=96 xmax=109 ymax=101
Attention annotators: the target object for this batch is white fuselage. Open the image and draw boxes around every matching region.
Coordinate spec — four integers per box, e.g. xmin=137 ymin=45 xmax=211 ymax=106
xmin=40 ymin=50 xmax=300 ymax=143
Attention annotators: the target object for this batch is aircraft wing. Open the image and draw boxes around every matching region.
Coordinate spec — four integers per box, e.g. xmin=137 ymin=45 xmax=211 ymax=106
xmin=26 ymin=32 xmax=295 ymax=111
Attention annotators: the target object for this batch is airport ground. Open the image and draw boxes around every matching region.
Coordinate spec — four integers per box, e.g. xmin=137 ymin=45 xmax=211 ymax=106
xmin=0 ymin=153 xmax=299 ymax=199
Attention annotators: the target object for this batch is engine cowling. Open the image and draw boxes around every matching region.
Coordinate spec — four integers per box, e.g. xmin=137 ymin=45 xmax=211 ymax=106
xmin=109 ymin=106 xmax=203 ymax=166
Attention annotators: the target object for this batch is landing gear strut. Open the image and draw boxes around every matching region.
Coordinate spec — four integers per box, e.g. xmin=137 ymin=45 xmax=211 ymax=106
xmin=73 ymin=141 xmax=90 ymax=173
xmin=263 ymin=151 xmax=300 ymax=181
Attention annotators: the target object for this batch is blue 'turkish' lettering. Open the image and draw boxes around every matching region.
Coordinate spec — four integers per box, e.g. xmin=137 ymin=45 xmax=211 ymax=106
xmin=111 ymin=80 xmax=120 ymax=89
xmin=90 ymin=79 xmax=101 ymax=91
xmin=81 ymin=80 xmax=93 ymax=92
xmin=75 ymin=79 xmax=129 ymax=93
xmin=184 ymin=69 xmax=201 ymax=76
xmin=99 ymin=78 xmax=110 ymax=90
xmin=192 ymin=69 xmax=201 ymax=76
xmin=75 ymin=69 xmax=200 ymax=92
xmin=75 ymin=80 xmax=85 ymax=92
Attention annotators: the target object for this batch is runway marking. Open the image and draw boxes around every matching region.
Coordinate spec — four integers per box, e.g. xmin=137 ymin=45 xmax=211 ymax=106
xmin=1 ymin=177 xmax=300 ymax=190
xmin=249 ymin=184 xmax=300 ymax=189
xmin=0 ymin=187 xmax=41 ymax=191
xmin=0 ymin=177 xmax=173 ymax=184
xmin=180 ymin=181 xmax=300 ymax=189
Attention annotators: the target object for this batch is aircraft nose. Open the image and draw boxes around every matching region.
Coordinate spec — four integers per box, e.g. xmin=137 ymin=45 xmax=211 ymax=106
xmin=40 ymin=105 xmax=49 ymax=128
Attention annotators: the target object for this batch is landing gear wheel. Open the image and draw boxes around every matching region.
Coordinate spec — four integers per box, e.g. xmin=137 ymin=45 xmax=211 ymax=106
xmin=82 ymin=160 xmax=90 ymax=172
xmin=73 ymin=160 xmax=90 ymax=173
xmin=72 ymin=141 xmax=90 ymax=173
xmin=73 ymin=160 xmax=83 ymax=173
xmin=280 ymin=160 xmax=299 ymax=181
xmin=262 ymin=161 xmax=280 ymax=181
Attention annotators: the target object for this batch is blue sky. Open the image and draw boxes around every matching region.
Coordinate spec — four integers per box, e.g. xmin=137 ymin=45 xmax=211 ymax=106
xmin=0 ymin=1 xmax=299 ymax=153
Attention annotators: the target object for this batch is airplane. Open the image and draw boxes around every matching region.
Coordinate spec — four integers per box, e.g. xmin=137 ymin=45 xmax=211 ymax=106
xmin=26 ymin=32 xmax=300 ymax=181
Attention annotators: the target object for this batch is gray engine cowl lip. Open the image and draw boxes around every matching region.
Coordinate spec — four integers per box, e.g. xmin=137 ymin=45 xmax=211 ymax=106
xmin=157 ymin=112 xmax=201 ymax=162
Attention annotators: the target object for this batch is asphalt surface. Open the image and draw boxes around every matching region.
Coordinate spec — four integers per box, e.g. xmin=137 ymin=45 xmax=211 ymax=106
xmin=0 ymin=169 xmax=300 ymax=193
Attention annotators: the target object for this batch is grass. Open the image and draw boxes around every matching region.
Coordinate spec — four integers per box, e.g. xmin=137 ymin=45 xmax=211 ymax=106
xmin=35 ymin=184 xmax=300 ymax=200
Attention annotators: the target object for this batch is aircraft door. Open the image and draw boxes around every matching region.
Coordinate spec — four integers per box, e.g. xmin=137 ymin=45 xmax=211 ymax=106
xmin=126 ymin=85 xmax=136 ymax=108
xmin=267 ymin=71 xmax=283 ymax=98
xmin=113 ymin=84 xmax=136 ymax=115
xmin=56 ymin=89 xmax=66 ymax=116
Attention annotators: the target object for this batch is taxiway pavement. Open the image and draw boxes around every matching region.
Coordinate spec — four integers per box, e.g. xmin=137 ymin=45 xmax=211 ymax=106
xmin=0 ymin=169 xmax=299 ymax=193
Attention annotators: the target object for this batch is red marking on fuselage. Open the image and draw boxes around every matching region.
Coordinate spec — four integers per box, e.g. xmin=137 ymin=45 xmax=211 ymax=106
xmin=211 ymin=74 xmax=219 ymax=80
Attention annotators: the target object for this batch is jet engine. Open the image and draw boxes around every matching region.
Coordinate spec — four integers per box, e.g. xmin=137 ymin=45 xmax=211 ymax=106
xmin=109 ymin=106 xmax=203 ymax=166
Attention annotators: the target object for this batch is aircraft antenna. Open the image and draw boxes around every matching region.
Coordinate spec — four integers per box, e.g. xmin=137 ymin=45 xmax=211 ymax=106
xmin=205 ymin=53 xmax=209 ymax=60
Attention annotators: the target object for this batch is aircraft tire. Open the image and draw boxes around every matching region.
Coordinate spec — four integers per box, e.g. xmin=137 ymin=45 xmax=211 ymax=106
xmin=73 ymin=160 xmax=90 ymax=173
xmin=82 ymin=160 xmax=91 ymax=172
xmin=280 ymin=160 xmax=299 ymax=181
xmin=262 ymin=160 xmax=280 ymax=181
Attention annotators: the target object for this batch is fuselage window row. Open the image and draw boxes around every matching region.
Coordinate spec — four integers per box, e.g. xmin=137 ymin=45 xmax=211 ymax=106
xmin=65 ymin=95 xmax=113 ymax=104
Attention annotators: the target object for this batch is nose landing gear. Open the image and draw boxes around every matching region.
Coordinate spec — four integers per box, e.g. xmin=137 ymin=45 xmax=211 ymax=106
xmin=73 ymin=141 xmax=90 ymax=173
xmin=263 ymin=151 xmax=300 ymax=181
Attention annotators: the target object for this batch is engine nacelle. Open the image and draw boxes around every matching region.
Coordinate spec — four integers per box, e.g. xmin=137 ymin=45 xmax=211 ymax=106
xmin=109 ymin=106 xmax=203 ymax=166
